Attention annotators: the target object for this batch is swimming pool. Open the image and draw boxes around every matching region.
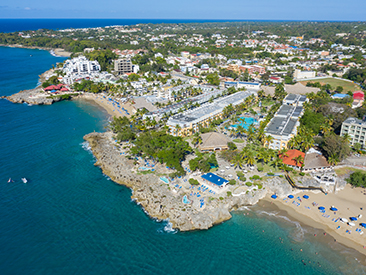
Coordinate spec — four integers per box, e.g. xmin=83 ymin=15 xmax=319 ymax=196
xmin=231 ymin=117 xmax=257 ymax=130
xmin=182 ymin=195 xmax=191 ymax=204
xmin=159 ymin=177 xmax=169 ymax=184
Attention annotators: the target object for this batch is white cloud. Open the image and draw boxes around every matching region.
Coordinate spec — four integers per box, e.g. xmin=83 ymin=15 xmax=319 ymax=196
xmin=24 ymin=7 xmax=31 ymax=10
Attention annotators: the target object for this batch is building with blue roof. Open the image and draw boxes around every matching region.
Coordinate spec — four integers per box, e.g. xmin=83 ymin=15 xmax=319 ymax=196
xmin=332 ymin=93 xmax=349 ymax=99
xmin=201 ymin=173 xmax=229 ymax=188
xmin=224 ymin=81 xmax=261 ymax=91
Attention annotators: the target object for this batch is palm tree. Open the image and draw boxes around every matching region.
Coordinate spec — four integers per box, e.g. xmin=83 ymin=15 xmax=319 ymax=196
xmin=241 ymin=148 xmax=257 ymax=166
xmin=301 ymin=136 xmax=314 ymax=152
xmin=174 ymin=124 xmax=181 ymax=136
xmin=279 ymin=147 xmax=289 ymax=158
xmin=342 ymin=133 xmax=351 ymax=144
xmin=292 ymin=155 xmax=304 ymax=168
xmin=327 ymin=154 xmax=339 ymax=166
xmin=271 ymin=156 xmax=283 ymax=171
xmin=320 ymin=123 xmax=332 ymax=136
xmin=236 ymin=125 xmax=245 ymax=138
xmin=231 ymin=154 xmax=243 ymax=169
xmin=192 ymin=133 xmax=202 ymax=147
xmin=245 ymin=125 xmax=256 ymax=142
xmin=287 ymin=136 xmax=298 ymax=149
xmin=256 ymin=127 xmax=265 ymax=145
xmin=263 ymin=134 xmax=274 ymax=147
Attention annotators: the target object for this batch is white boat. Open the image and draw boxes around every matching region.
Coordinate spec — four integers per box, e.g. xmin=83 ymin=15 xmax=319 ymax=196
xmin=21 ymin=178 xmax=27 ymax=183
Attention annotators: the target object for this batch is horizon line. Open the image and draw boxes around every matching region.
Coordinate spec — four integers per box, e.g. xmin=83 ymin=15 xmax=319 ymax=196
xmin=0 ymin=18 xmax=365 ymax=22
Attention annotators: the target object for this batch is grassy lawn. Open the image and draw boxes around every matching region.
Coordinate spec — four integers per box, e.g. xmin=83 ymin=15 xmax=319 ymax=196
xmin=334 ymin=167 xmax=365 ymax=177
xmin=300 ymin=78 xmax=361 ymax=92
xmin=255 ymin=161 xmax=281 ymax=173
xmin=233 ymin=138 xmax=244 ymax=143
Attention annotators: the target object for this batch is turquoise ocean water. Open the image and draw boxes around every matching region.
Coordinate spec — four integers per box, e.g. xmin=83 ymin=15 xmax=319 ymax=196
xmin=1 ymin=46 xmax=366 ymax=274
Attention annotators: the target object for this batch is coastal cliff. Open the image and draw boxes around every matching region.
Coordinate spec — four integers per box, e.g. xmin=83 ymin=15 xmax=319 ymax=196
xmin=4 ymin=86 xmax=63 ymax=105
xmin=3 ymin=68 xmax=58 ymax=105
xmin=84 ymin=131 xmax=297 ymax=231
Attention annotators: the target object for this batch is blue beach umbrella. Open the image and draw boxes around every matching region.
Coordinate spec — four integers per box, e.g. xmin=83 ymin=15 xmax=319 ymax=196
xmin=303 ymin=195 xmax=309 ymax=199
xmin=360 ymin=223 xmax=366 ymax=228
xmin=271 ymin=194 xmax=277 ymax=199
xmin=318 ymin=206 xmax=325 ymax=210
xmin=330 ymin=207 xmax=338 ymax=211
xmin=350 ymin=217 xmax=358 ymax=221
xmin=288 ymin=195 xmax=294 ymax=199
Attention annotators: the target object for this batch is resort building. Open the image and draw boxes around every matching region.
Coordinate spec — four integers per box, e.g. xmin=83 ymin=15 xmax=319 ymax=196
xmin=166 ymin=91 xmax=256 ymax=136
xmin=199 ymin=132 xmax=232 ymax=151
xmin=144 ymin=86 xmax=226 ymax=120
xmin=280 ymin=149 xmax=305 ymax=170
xmin=62 ymin=56 xmax=101 ymax=85
xmin=200 ymin=172 xmax=229 ymax=191
xmin=340 ymin=117 xmax=366 ymax=147
xmin=283 ymin=94 xmax=308 ymax=106
xmin=62 ymin=56 xmax=101 ymax=75
xmin=264 ymin=94 xmax=306 ymax=150
xmin=302 ymin=148 xmax=332 ymax=173
xmin=224 ymin=81 xmax=261 ymax=91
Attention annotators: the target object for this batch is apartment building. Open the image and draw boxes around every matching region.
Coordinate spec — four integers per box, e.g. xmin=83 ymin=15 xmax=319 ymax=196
xmin=264 ymin=94 xmax=307 ymax=150
xmin=114 ymin=59 xmax=132 ymax=75
xmin=340 ymin=117 xmax=366 ymax=147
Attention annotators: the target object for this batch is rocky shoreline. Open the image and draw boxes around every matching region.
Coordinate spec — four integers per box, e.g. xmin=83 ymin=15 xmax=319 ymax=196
xmin=2 ymin=68 xmax=75 ymax=105
xmin=83 ymin=131 xmax=319 ymax=231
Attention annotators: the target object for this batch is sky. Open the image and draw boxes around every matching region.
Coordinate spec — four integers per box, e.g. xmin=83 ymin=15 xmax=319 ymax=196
xmin=0 ymin=0 xmax=365 ymax=21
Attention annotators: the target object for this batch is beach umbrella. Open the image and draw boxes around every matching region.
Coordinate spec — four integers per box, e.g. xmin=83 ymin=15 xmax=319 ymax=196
xmin=303 ymin=195 xmax=309 ymax=199
xmin=271 ymin=194 xmax=277 ymax=199
xmin=318 ymin=206 xmax=325 ymax=210
xmin=330 ymin=207 xmax=338 ymax=211
xmin=288 ymin=195 xmax=294 ymax=199
xmin=341 ymin=218 xmax=348 ymax=223
xmin=348 ymin=222 xmax=355 ymax=227
xmin=360 ymin=223 xmax=366 ymax=228
xmin=350 ymin=217 xmax=358 ymax=221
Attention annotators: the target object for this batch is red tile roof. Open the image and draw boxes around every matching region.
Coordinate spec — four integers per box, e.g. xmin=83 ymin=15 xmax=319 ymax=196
xmin=353 ymin=91 xmax=364 ymax=100
xmin=280 ymin=149 xmax=305 ymax=167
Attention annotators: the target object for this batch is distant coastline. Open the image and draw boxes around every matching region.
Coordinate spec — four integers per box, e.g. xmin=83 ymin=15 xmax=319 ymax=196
xmin=0 ymin=44 xmax=71 ymax=57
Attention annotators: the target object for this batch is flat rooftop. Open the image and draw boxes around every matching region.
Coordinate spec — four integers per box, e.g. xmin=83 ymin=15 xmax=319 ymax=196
xmin=201 ymin=173 xmax=228 ymax=186
xmin=167 ymin=91 xmax=255 ymax=127
xmin=266 ymin=117 xmax=297 ymax=136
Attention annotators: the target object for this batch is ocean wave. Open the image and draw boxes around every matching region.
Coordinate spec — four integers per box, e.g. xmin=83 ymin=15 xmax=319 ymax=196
xmin=80 ymin=141 xmax=92 ymax=153
xmin=238 ymin=206 xmax=252 ymax=211
xmin=256 ymin=210 xmax=305 ymax=242
xmin=157 ymin=219 xmax=178 ymax=234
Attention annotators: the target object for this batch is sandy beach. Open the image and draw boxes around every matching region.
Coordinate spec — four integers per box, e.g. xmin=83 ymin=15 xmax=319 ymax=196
xmin=53 ymin=48 xmax=71 ymax=57
xmin=266 ymin=184 xmax=366 ymax=256
xmin=80 ymin=93 xmax=134 ymax=118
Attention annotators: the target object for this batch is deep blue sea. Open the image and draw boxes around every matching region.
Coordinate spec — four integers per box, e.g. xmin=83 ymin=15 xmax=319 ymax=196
xmin=1 ymin=46 xmax=366 ymax=274
xmin=0 ymin=19 xmax=249 ymax=33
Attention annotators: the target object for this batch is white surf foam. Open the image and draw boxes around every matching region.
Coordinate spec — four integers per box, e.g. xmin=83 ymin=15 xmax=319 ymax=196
xmin=256 ymin=210 xmax=305 ymax=241
xmin=157 ymin=219 xmax=177 ymax=234
xmin=80 ymin=141 xmax=92 ymax=153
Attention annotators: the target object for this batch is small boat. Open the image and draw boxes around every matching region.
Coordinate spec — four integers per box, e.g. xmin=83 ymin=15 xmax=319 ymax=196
xmin=8 ymin=178 xmax=13 ymax=183
xmin=21 ymin=178 xmax=27 ymax=183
